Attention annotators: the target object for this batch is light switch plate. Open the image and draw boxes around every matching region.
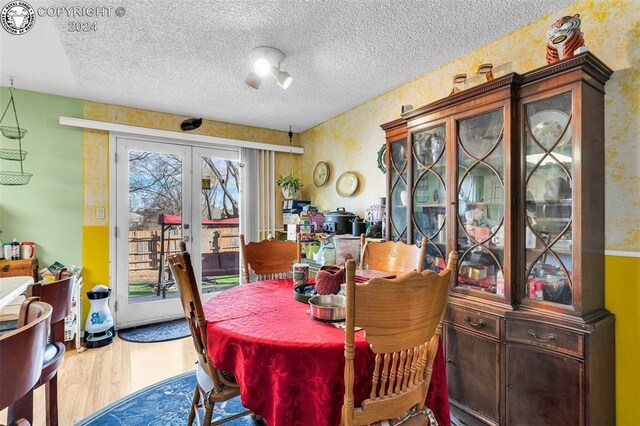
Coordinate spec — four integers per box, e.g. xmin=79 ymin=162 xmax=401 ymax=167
xmin=96 ymin=207 xmax=105 ymax=219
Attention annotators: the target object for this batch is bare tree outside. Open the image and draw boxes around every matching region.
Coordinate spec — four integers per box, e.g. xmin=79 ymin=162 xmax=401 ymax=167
xmin=126 ymin=151 xmax=240 ymax=301
xmin=202 ymin=157 xmax=239 ymax=219
xmin=128 ymin=151 xmax=182 ymax=229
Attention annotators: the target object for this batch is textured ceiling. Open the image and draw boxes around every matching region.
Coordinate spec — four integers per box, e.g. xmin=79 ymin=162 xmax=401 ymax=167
xmin=0 ymin=0 xmax=574 ymax=132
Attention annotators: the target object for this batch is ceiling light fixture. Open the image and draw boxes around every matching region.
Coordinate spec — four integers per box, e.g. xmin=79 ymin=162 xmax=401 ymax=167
xmin=245 ymin=46 xmax=293 ymax=90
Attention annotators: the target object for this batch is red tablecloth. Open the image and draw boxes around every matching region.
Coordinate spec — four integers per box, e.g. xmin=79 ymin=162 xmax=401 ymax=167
xmin=203 ymin=279 xmax=450 ymax=426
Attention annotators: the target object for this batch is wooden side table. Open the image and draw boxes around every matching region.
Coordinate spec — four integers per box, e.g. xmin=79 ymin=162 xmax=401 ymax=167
xmin=0 ymin=258 xmax=38 ymax=281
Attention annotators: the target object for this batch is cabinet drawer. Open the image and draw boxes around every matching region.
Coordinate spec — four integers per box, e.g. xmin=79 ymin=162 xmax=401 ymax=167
xmin=506 ymin=320 xmax=583 ymax=358
xmin=445 ymin=306 xmax=500 ymax=339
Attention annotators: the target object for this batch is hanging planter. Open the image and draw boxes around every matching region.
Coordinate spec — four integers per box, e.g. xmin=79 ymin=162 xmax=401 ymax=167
xmin=277 ymin=126 xmax=302 ymax=199
xmin=0 ymin=79 xmax=31 ymax=186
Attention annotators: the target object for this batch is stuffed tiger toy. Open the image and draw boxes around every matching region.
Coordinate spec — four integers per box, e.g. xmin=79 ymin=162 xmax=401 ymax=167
xmin=546 ymin=14 xmax=585 ymax=64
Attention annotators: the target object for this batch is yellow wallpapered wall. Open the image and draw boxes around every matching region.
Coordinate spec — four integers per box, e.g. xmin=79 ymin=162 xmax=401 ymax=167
xmin=299 ymin=0 xmax=639 ymax=424
xmin=81 ymin=101 xmax=301 ymax=321
xmin=605 ymin=255 xmax=639 ymax=426
xmin=300 ymin=0 xmax=639 ymax=253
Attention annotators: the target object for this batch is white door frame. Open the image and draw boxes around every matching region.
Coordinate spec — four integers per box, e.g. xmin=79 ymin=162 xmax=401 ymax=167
xmin=109 ymin=134 xmax=239 ymax=328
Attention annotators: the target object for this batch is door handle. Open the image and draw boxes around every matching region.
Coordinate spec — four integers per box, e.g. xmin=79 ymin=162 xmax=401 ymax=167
xmin=183 ymin=236 xmax=190 ymax=242
xmin=184 ymin=223 xmax=190 ymax=229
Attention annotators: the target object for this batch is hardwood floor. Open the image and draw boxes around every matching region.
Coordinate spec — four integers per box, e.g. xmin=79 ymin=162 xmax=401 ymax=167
xmin=1 ymin=335 xmax=196 ymax=425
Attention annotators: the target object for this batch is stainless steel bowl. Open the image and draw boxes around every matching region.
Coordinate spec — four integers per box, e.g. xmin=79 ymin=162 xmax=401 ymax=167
xmin=308 ymin=294 xmax=346 ymax=322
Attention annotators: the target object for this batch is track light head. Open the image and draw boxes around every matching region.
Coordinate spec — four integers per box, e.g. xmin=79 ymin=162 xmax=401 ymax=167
xmin=246 ymin=46 xmax=293 ymax=90
xmin=245 ymin=71 xmax=261 ymax=90
xmin=276 ymin=70 xmax=293 ymax=89
xmin=250 ymin=47 xmax=285 ymax=74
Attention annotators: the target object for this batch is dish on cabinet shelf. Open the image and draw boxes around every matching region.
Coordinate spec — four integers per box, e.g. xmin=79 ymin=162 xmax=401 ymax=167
xmin=529 ymin=109 xmax=572 ymax=148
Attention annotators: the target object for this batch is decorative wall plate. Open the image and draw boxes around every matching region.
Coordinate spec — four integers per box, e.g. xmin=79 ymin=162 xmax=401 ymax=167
xmin=313 ymin=161 xmax=329 ymax=187
xmin=336 ymin=172 xmax=359 ymax=197
xmin=376 ymin=144 xmax=386 ymax=174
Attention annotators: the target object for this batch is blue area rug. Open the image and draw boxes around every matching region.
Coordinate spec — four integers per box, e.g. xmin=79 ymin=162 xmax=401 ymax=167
xmin=76 ymin=370 xmax=258 ymax=425
xmin=118 ymin=319 xmax=190 ymax=343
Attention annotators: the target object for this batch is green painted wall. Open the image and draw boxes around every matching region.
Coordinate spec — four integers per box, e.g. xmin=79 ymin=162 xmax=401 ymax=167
xmin=0 ymin=87 xmax=83 ymax=268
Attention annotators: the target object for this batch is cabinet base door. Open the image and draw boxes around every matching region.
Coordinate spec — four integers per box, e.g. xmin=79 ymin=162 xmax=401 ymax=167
xmin=446 ymin=325 xmax=500 ymax=424
xmin=506 ymin=344 xmax=583 ymax=426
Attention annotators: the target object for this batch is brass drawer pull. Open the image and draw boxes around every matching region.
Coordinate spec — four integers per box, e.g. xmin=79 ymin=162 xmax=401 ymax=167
xmin=463 ymin=315 xmax=486 ymax=329
xmin=527 ymin=329 xmax=558 ymax=343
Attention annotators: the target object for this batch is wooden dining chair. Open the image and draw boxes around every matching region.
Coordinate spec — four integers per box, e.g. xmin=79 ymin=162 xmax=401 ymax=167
xmin=1 ymin=298 xmax=52 ymax=426
xmin=239 ymin=234 xmax=301 ymax=283
xmin=359 ymin=235 xmax=428 ymax=275
xmin=169 ymin=247 xmax=252 ymax=425
xmin=342 ymin=251 xmax=458 ymax=426
xmin=12 ymin=276 xmax=73 ymax=426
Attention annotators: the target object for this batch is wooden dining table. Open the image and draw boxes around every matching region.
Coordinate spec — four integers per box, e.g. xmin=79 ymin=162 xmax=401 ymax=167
xmin=203 ymin=278 xmax=450 ymax=426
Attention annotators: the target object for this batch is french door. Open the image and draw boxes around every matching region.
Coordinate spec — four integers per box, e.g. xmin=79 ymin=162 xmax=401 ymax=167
xmin=114 ymin=137 xmax=240 ymax=328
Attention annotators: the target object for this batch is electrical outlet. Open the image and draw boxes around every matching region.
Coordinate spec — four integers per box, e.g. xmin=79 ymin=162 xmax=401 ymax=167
xmin=96 ymin=207 xmax=105 ymax=219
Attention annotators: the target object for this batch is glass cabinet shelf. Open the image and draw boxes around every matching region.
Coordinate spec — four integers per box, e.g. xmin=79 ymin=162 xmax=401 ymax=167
xmin=411 ymin=124 xmax=447 ymax=272
xmin=455 ymin=108 xmax=506 ymax=297
xmin=523 ymin=92 xmax=573 ymax=307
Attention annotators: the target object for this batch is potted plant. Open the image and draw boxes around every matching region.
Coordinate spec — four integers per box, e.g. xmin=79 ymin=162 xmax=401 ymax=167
xmin=277 ymin=169 xmax=302 ymax=199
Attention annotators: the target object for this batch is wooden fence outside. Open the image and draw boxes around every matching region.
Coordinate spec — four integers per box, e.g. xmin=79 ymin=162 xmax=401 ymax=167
xmin=128 ymin=225 xmax=239 ymax=282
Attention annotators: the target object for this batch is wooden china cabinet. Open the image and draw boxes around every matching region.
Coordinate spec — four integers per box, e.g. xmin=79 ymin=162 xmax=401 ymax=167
xmin=381 ymin=52 xmax=614 ymax=425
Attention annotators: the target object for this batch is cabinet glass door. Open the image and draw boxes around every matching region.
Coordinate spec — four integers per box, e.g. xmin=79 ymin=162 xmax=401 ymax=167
xmin=456 ymin=109 xmax=506 ymax=296
xmin=412 ymin=125 xmax=447 ymax=271
xmin=389 ymin=139 xmax=408 ymax=242
xmin=523 ymin=93 xmax=573 ymax=306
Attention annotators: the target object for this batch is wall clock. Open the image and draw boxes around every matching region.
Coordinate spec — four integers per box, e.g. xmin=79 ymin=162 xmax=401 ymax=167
xmin=313 ymin=161 xmax=329 ymax=187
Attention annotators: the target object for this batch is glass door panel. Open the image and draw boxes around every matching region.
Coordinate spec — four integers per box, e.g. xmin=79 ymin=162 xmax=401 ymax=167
xmin=116 ymin=140 xmax=240 ymax=328
xmin=195 ymin=149 xmax=241 ymax=295
xmin=524 ymin=93 xmax=573 ymax=306
xmin=115 ymin=138 xmax=190 ymax=327
xmin=128 ymin=150 xmax=183 ymax=302
xmin=456 ymin=109 xmax=506 ymax=296
xmin=389 ymin=139 xmax=408 ymax=242
xmin=412 ymin=125 xmax=447 ymax=272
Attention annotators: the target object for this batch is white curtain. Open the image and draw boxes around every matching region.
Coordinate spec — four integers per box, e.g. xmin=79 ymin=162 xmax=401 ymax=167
xmin=239 ymin=148 xmax=276 ymax=243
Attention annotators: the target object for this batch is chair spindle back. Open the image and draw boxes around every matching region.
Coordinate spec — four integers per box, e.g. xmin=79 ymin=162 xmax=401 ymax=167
xmin=239 ymin=234 xmax=301 ymax=283
xmin=359 ymin=236 xmax=428 ymax=275
xmin=343 ymin=252 xmax=458 ymax=425
xmin=169 ymin=248 xmax=234 ymax=393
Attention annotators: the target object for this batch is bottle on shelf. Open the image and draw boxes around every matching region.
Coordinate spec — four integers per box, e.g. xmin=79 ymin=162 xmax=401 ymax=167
xmin=10 ymin=237 xmax=20 ymax=260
